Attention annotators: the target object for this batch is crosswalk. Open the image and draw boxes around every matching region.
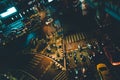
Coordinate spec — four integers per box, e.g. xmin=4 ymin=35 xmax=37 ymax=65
xmin=53 ymin=71 xmax=68 ymax=80
xmin=21 ymin=54 xmax=53 ymax=79
xmin=65 ymin=33 xmax=88 ymax=44
xmin=86 ymin=39 xmax=98 ymax=45
xmin=15 ymin=70 xmax=38 ymax=80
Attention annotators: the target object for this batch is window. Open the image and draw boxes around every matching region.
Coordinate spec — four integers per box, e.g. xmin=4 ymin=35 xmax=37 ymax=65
xmin=99 ymin=67 xmax=107 ymax=71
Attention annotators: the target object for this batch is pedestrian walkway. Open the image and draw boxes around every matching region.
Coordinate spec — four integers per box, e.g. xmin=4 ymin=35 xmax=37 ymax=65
xmin=65 ymin=33 xmax=87 ymax=44
xmin=11 ymin=70 xmax=38 ymax=80
xmin=86 ymin=39 xmax=97 ymax=45
xmin=21 ymin=54 xmax=53 ymax=79
xmin=53 ymin=71 xmax=68 ymax=80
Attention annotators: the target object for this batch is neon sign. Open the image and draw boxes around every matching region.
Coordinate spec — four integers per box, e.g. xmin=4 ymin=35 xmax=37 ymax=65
xmin=0 ymin=7 xmax=17 ymax=18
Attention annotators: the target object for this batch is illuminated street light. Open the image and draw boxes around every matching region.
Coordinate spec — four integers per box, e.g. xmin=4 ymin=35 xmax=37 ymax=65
xmin=30 ymin=8 xmax=32 ymax=10
xmin=32 ymin=7 xmax=35 ymax=9
xmin=11 ymin=17 xmax=14 ymax=20
xmin=15 ymin=15 xmax=18 ymax=18
xmin=23 ymin=12 xmax=25 ymax=14
xmin=26 ymin=9 xmax=29 ymax=12
xmin=19 ymin=13 xmax=22 ymax=18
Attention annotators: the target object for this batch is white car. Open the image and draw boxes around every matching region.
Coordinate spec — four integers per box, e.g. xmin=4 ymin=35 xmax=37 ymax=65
xmin=45 ymin=18 xmax=53 ymax=25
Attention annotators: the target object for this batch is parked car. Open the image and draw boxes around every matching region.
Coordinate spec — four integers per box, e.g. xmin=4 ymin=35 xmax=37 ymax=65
xmin=97 ymin=63 xmax=113 ymax=80
xmin=103 ymin=46 xmax=120 ymax=66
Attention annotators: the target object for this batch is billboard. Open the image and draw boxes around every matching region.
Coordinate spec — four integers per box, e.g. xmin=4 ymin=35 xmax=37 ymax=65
xmin=48 ymin=0 xmax=53 ymax=3
xmin=0 ymin=7 xmax=17 ymax=18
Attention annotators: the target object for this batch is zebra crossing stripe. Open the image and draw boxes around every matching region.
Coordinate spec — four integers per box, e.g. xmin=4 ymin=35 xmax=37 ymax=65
xmin=73 ymin=34 xmax=76 ymax=42
xmin=81 ymin=33 xmax=83 ymax=40
xmin=25 ymin=64 xmax=36 ymax=70
xmin=79 ymin=33 xmax=82 ymax=40
xmin=29 ymin=61 xmax=37 ymax=65
xmin=31 ymin=59 xmax=40 ymax=64
xmin=70 ymin=35 xmax=73 ymax=43
xmin=53 ymin=71 xmax=67 ymax=80
xmin=86 ymin=39 xmax=97 ymax=45
xmin=71 ymin=35 xmax=74 ymax=43
xmin=65 ymin=33 xmax=89 ymax=44
xmin=65 ymin=37 xmax=68 ymax=44
xmin=76 ymin=33 xmax=79 ymax=41
xmin=82 ymin=33 xmax=85 ymax=39
xmin=54 ymin=71 xmax=64 ymax=80
xmin=72 ymin=35 xmax=75 ymax=43
xmin=68 ymin=35 xmax=71 ymax=43
xmin=66 ymin=37 xmax=69 ymax=44
xmin=75 ymin=34 xmax=77 ymax=41
xmin=84 ymin=33 xmax=86 ymax=39
xmin=58 ymin=73 xmax=67 ymax=80
xmin=84 ymin=32 xmax=87 ymax=38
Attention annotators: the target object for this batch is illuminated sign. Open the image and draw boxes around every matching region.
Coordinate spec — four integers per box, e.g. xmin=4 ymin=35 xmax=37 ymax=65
xmin=0 ymin=7 xmax=17 ymax=18
xmin=48 ymin=0 xmax=53 ymax=2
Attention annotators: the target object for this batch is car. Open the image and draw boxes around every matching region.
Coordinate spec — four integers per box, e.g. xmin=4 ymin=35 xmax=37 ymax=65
xmin=68 ymin=68 xmax=80 ymax=79
xmin=45 ymin=17 xmax=53 ymax=25
xmin=66 ymin=58 xmax=70 ymax=66
xmin=103 ymin=46 xmax=120 ymax=66
xmin=69 ymin=53 xmax=72 ymax=57
xmin=97 ymin=63 xmax=113 ymax=80
xmin=81 ymin=56 xmax=86 ymax=62
xmin=81 ymin=67 xmax=87 ymax=78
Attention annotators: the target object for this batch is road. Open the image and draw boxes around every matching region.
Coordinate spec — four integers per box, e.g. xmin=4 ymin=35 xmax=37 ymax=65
xmin=0 ymin=3 xmax=120 ymax=80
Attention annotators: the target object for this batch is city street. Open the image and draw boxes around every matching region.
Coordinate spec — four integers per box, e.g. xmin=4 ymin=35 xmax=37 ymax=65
xmin=0 ymin=1 xmax=120 ymax=80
